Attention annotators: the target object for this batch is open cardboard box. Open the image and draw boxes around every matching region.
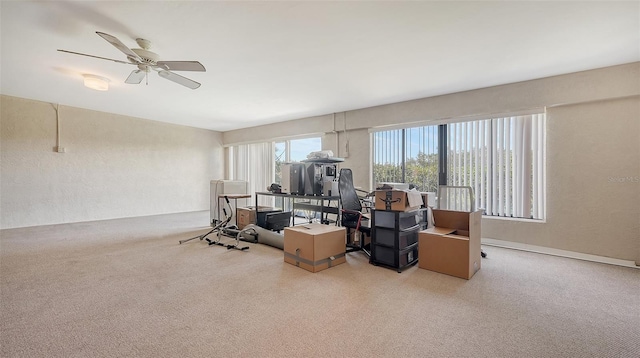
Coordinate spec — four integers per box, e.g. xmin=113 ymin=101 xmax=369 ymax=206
xmin=374 ymin=189 xmax=423 ymax=212
xmin=421 ymin=192 xmax=436 ymax=208
xmin=418 ymin=209 xmax=482 ymax=279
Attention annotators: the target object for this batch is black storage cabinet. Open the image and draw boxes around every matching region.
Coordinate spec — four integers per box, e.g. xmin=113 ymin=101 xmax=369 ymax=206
xmin=370 ymin=209 xmax=422 ymax=272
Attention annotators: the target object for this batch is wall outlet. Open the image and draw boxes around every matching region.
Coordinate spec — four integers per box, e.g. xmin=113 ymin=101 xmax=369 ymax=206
xmin=55 ymin=146 xmax=66 ymax=153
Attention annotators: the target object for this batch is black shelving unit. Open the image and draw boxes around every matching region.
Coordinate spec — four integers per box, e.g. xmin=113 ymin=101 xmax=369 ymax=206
xmin=370 ymin=209 xmax=422 ymax=272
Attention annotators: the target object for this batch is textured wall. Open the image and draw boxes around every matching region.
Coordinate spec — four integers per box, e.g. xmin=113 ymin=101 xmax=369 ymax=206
xmin=335 ymin=128 xmax=372 ymax=191
xmin=1 ymin=96 xmax=223 ymax=229
xmin=221 ymin=63 xmax=640 ymax=262
xmin=320 ymin=98 xmax=640 ymax=264
xmin=481 ymin=97 xmax=640 ymax=262
xmin=223 ymin=63 xmax=640 ymax=144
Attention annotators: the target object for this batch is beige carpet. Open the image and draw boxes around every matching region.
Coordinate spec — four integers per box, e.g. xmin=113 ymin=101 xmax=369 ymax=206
xmin=1 ymin=211 xmax=639 ymax=358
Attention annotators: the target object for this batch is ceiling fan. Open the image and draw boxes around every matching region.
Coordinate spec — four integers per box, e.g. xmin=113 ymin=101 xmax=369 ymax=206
xmin=58 ymin=32 xmax=206 ymax=89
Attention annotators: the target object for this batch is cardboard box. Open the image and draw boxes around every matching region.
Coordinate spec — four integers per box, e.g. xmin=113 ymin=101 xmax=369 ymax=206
xmin=418 ymin=209 xmax=482 ymax=279
xmin=421 ymin=192 xmax=436 ymax=208
xmin=374 ymin=189 xmax=422 ymax=212
xmin=283 ymin=224 xmax=346 ymax=273
xmin=237 ymin=206 xmax=279 ymax=229
xmin=236 ymin=207 xmax=255 ymax=229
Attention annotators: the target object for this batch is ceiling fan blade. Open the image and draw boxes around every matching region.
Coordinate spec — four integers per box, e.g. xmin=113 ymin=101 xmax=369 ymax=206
xmin=96 ymin=31 xmax=142 ymax=62
xmin=125 ymin=70 xmax=146 ymax=84
xmin=157 ymin=70 xmax=201 ymax=89
xmin=156 ymin=61 xmax=206 ymax=72
xmin=57 ymin=49 xmax=133 ymax=65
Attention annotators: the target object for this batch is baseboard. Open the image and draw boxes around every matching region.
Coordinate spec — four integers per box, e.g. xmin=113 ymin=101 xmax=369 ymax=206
xmin=481 ymin=238 xmax=639 ymax=269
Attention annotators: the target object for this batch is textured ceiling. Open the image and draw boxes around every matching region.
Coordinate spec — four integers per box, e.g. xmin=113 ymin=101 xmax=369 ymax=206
xmin=1 ymin=1 xmax=638 ymax=132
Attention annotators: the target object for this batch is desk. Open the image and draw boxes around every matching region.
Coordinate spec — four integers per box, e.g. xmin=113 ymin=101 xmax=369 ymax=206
xmin=255 ymin=192 xmax=340 ymax=226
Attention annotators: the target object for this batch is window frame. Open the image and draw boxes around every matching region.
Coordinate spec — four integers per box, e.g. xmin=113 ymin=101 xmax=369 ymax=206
xmin=371 ymin=111 xmax=546 ymax=220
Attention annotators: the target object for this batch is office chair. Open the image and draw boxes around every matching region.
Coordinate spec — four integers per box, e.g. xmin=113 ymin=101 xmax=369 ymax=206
xmin=338 ymin=168 xmax=371 ymax=256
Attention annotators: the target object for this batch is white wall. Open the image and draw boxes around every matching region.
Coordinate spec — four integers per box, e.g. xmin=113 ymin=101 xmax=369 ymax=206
xmin=1 ymin=96 xmax=224 ymax=229
xmin=222 ymin=63 xmax=640 ymax=263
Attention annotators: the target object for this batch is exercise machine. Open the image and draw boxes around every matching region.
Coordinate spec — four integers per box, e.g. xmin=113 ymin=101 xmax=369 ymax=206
xmin=178 ymin=196 xmax=249 ymax=251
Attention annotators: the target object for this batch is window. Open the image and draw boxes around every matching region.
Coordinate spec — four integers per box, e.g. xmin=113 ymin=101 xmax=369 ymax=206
xmin=372 ymin=112 xmax=546 ymax=220
xmin=272 ymin=137 xmax=321 ymax=213
xmin=230 ymin=137 xmax=321 ymax=207
xmin=372 ymin=126 xmax=439 ymax=192
xmin=448 ymin=114 xmax=546 ymax=219
xmin=230 ymin=137 xmax=321 ymax=187
xmin=274 ymin=137 xmax=321 ymax=185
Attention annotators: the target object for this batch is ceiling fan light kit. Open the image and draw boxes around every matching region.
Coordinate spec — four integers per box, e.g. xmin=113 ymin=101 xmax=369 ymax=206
xmin=83 ymin=74 xmax=110 ymax=91
xmin=59 ymin=32 xmax=206 ymax=90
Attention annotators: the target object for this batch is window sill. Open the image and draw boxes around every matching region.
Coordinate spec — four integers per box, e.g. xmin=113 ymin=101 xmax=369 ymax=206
xmin=482 ymin=215 xmax=546 ymax=224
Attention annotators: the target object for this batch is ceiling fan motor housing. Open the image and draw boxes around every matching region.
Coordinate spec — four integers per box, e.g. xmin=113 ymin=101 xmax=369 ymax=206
xmin=131 ymin=48 xmax=160 ymax=71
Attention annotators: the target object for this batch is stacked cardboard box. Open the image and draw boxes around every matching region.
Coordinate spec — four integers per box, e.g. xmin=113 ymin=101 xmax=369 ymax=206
xmin=374 ymin=189 xmax=423 ymax=212
xmin=418 ymin=209 xmax=482 ymax=279
xmin=283 ymin=224 xmax=346 ymax=273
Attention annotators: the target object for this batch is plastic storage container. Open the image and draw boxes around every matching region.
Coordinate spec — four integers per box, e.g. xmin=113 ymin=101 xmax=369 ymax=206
xmin=374 ymin=226 xmax=419 ymax=248
xmin=370 ymin=208 xmax=423 ymax=272
xmin=371 ymin=243 xmax=419 ymax=271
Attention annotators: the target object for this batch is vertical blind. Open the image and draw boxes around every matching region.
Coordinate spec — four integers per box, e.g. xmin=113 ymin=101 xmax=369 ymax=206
xmin=229 ymin=137 xmax=322 ymax=208
xmin=372 ymin=112 xmax=546 ymax=220
xmin=372 ymin=127 xmax=439 ymax=192
xmin=372 ymin=129 xmax=404 ymax=184
xmin=447 ymin=113 xmax=545 ymax=219
xmin=229 ymin=142 xmax=275 ymax=207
